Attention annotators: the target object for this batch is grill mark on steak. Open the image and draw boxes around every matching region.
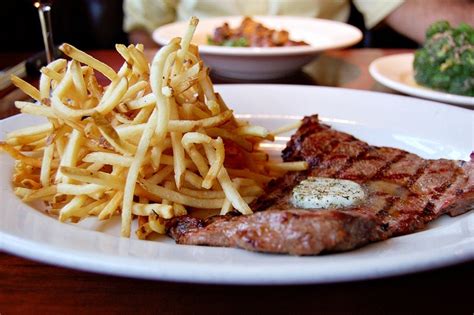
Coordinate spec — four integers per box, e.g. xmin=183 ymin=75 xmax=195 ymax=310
xmin=167 ymin=115 xmax=474 ymax=255
xmin=381 ymin=153 xmax=425 ymax=186
xmin=373 ymin=151 xmax=407 ymax=180
xmin=434 ymin=161 xmax=474 ymax=216
xmin=376 ymin=196 xmax=398 ymax=218
xmin=406 ymin=160 xmax=430 ymax=189
xmin=282 ymin=115 xmax=329 ymax=161
xmin=309 ymin=140 xmax=369 ymax=178
xmin=249 ymin=171 xmax=307 ymax=212
xmin=338 ymin=147 xmax=403 ymax=181
xmin=422 ymin=201 xmax=435 ymax=217
xmin=361 ymin=158 xmax=468 ymax=236
xmin=430 ymin=170 xmax=459 ymax=201
xmin=332 ymin=146 xmax=372 ymax=178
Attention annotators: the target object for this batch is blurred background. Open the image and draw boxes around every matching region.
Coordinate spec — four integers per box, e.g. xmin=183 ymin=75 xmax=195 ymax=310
xmin=0 ymin=0 xmax=418 ymax=54
xmin=1 ymin=0 xmax=128 ymax=52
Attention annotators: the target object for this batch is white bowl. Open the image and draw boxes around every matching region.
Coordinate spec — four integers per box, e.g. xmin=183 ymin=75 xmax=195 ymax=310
xmin=153 ymin=16 xmax=362 ymax=79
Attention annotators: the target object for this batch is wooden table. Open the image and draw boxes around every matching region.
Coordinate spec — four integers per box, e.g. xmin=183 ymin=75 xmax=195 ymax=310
xmin=1 ymin=49 xmax=473 ymax=314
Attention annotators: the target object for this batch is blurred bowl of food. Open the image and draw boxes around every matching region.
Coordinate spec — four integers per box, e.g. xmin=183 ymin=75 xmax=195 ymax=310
xmin=153 ymin=16 xmax=362 ymax=80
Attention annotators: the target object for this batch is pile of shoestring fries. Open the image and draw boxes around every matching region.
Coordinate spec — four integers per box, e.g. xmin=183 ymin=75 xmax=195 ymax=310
xmin=1 ymin=17 xmax=307 ymax=239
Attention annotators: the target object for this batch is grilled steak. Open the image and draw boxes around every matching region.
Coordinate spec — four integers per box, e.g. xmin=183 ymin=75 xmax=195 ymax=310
xmin=167 ymin=115 xmax=474 ymax=255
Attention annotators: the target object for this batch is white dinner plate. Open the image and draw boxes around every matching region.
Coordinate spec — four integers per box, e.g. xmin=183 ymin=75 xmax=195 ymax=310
xmin=153 ymin=16 xmax=362 ymax=79
xmin=1 ymin=85 xmax=473 ymax=285
xmin=369 ymin=53 xmax=474 ymax=107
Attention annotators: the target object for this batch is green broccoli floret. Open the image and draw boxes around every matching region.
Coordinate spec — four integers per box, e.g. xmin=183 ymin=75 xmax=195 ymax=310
xmin=413 ymin=21 xmax=474 ymax=96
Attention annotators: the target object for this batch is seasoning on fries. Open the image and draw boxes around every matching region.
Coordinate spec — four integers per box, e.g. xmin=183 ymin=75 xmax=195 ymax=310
xmin=1 ymin=17 xmax=308 ymax=240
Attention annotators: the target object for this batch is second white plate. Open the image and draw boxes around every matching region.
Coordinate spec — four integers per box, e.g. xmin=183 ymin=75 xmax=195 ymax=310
xmin=369 ymin=53 xmax=474 ymax=107
xmin=153 ymin=16 xmax=362 ymax=79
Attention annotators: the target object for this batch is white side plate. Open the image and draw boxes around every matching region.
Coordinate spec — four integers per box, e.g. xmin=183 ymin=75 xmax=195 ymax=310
xmin=1 ymin=85 xmax=473 ymax=285
xmin=369 ymin=53 xmax=474 ymax=107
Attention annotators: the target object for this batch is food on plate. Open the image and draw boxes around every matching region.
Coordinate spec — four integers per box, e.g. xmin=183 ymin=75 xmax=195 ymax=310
xmin=207 ymin=16 xmax=309 ymax=47
xmin=3 ymin=16 xmax=473 ymax=257
xmin=167 ymin=115 xmax=474 ymax=255
xmin=1 ymin=17 xmax=307 ymax=239
xmin=413 ymin=21 xmax=474 ymax=96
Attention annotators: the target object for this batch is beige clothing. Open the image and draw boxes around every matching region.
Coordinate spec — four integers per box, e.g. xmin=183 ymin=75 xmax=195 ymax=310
xmin=123 ymin=0 xmax=404 ymax=34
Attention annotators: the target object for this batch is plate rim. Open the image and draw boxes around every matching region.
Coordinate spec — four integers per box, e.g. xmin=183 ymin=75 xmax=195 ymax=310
xmin=1 ymin=84 xmax=473 ymax=285
xmin=2 ymin=228 xmax=474 ymax=285
xmin=369 ymin=52 xmax=474 ymax=107
xmin=152 ymin=15 xmax=363 ymax=56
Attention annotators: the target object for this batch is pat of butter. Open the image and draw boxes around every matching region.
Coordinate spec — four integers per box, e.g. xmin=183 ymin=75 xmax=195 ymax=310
xmin=291 ymin=177 xmax=365 ymax=209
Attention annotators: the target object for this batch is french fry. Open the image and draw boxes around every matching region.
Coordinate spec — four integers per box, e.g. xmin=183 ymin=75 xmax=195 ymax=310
xmin=57 ymin=183 xmax=106 ymax=195
xmin=149 ymin=39 xmax=181 ymax=169
xmin=85 ymin=71 xmax=103 ymax=99
xmin=6 ymin=122 xmax=52 ymax=140
xmin=138 ymin=178 xmax=225 ymax=209
xmin=206 ymin=127 xmax=253 ymax=151
xmin=60 ymin=166 xmax=124 ymax=189
xmin=91 ymin=112 xmax=136 ymax=155
xmin=177 ymin=17 xmax=199 ymax=62
xmin=0 ymin=142 xmax=44 ymax=168
xmin=121 ymin=109 xmax=159 ymax=237
xmin=23 ymin=185 xmax=58 ymax=202
xmin=94 ymin=77 xmax=128 ymax=114
xmin=169 ymin=98 xmax=186 ymax=188
xmin=227 ymin=168 xmax=273 ymax=184
xmin=181 ymin=141 xmax=209 ymax=178
xmin=148 ymin=214 xmax=166 ymax=234
xmin=234 ymin=125 xmax=273 ymax=141
xmin=115 ymin=44 xmax=132 ymax=64
xmin=11 ymin=75 xmax=41 ymax=101
xmin=82 ymin=151 xmax=138 ymax=167
xmin=170 ymin=61 xmax=202 ymax=90
xmin=270 ymin=120 xmax=302 ymax=136
xmin=133 ymin=106 xmax=154 ymax=125
xmin=217 ymin=168 xmax=252 ymax=215
xmin=99 ymin=191 xmax=123 ymax=220
xmin=40 ymin=58 xmax=67 ymax=99
xmin=132 ymin=203 xmax=173 ymax=218
xmin=125 ymin=93 xmax=155 ymax=110
xmin=87 ymin=199 xmax=109 ymax=216
xmin=6 ymin=134 xmax=46 ymax=151
xmin=1 ymin=17 xmax=306 ymax=242
xmin=40 ymin=66 xmax=64 ymax=82
xmin=51 ymin=95 xmax=94 ymax=119
xmin=173 ymin=203 xmax=188 ymax=216
xmin=128 ymin=44 xmax=149 ymax=76
xmin=115 ymin=110 xmax=234 ymax=140
xmin=265 ymin=161 xmax=309 ymax=172
xmin=168 ymin=110 xmax=233 ymax=132
xmin=146 ymin=165 xmax=173 ymax=185
xmin=59 ymin=195 xmax=89 ymax=222
xmin=15 ymin=101 xmax=56 ymax=118
xmin=40 ymin=143 xmax=55 ymax=187
xmin=220 ymin=179 xmax=243 ymax=215
xmin=136 ymin=220 xmax=154 ymax=239
xmin=122 ymin=81 xmax=149 ymax=102
xmin=60 ymin=43 xmax=118 ymax=81
xmin=55 ymin=129 xmax=83 ymax=183
xmin=183 ymin=170 xmax=204 ymax=188
xmin=70 ymin=60 xmax=88 ymax=101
